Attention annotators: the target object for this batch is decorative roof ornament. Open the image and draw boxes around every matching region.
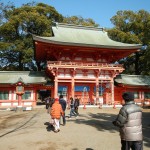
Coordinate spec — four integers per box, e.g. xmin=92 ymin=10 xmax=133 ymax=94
xmin=52 ymin=22 xmax=104 ymax=31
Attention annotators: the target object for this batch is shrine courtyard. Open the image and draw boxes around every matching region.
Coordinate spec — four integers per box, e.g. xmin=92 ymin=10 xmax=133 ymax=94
xmin=0 ymin=106 xmax=150 ymax=150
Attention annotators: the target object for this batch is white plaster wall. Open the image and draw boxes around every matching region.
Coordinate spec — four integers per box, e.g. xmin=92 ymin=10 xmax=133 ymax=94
xmin=24 ymin=102 xmax=32 ymax=105
xmin=87 ymin=74 xmax=95 ymax=78
xmin=58 ymin=74 xmax=71 ymax=78
xmin=9 ymin=91 xmax=12 ymax=100
xmin=1 ymin=103 xmax=11 ymax=106
xmin=13 ymin=103 xmax=18 ymax=106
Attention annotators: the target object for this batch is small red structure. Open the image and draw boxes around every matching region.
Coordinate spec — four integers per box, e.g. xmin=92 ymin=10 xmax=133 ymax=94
xmin=114 ymin=74 xmax=150 ymax=107
xmin=0 ymin=71 xmax=51 ymax=108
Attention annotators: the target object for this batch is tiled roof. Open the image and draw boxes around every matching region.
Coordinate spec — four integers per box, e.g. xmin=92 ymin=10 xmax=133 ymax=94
xmin=115 ymin=74 xmax=150 ymax=86
xmin=0 ymin=71 xmax=47 ymax=84
xmin=33 ymin=23 xmax=142 ymax=49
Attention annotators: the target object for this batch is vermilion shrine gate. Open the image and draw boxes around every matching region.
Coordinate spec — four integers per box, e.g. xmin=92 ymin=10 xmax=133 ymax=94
xmin=33 ymin=23 xmax=141 ymax=105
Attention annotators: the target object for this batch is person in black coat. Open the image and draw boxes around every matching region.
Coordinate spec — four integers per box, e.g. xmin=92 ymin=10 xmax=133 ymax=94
xmin=45 ymin=96 xmax=50 ymax=109
xmin=59 ymin=95 xmax=67 ymax=125
xmin=74 ymin=96 xmax=80 ymax=115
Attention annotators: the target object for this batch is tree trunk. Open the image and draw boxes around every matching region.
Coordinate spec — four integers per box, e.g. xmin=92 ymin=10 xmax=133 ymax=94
xmin=135 ymin=52 xmax=140 ymax=75
xmin=19 ymin=52 xmax=23 ymax=70
xmin=36 ymin=61 xmax=41 ymax=71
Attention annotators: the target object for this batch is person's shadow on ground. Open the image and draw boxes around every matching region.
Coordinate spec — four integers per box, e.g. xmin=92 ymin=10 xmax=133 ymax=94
xmin=44 ymin=122 xmax=54 ymax=132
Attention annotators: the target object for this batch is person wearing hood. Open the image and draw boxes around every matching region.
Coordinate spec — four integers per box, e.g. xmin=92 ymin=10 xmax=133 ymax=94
xmin=50 ymin=98 xmax=64 ymax=133
xmin=112 ymin=92 xmax=143 ymax=150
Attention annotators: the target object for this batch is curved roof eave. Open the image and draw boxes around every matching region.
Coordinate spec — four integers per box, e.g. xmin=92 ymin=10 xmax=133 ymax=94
xmin=0 ymin=71 xmax=47 ymax=84
xmin=115 ymin=74 xmax=150 ymax=86
xmin=33 ymin=35 xmax=142 ymax=50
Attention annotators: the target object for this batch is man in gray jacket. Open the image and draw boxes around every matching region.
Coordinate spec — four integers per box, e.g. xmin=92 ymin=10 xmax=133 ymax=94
xmin=112 ymin=92 xmax=143 ymax=150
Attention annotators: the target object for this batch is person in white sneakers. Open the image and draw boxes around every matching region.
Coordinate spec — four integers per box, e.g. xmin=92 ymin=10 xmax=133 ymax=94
xmin=50 ymin=98 xmax=64 ymax=133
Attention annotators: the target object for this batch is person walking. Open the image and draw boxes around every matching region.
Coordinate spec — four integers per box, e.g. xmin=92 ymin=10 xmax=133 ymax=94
xmin=45 ymin=96 xmax=50 ymax=109
xmin=46 ymin=97 xmax=54 ymax=114
xmin=50 ymin=98 xmax=64 ymax=133
xmin=47 ymin=98 xmax=54 ymax=127
xmin=69 ymin=97 xmax=77 ymax=118
xmin=59 ymin=95 xmax=67 ymax=126
xmin=112 ymin=92 xmax=143 ymax=150
xmin=74 ymin=96 xmax=80 ymax=115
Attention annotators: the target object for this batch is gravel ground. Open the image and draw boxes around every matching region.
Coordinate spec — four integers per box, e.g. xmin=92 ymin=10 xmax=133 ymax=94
xmin=0 ymin=106 xmax=150 ymax=150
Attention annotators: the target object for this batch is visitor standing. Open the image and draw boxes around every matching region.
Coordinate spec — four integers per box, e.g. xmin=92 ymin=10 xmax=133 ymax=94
xmin=69 ymin=97 xmax=77 ymax=118
xmin=112 ymin=92 xmax=143 ymax=150
xmin=50 ymin=98 xmax=64 ymax=133
xmin=45 ymin=96 xmax=50 ymax=109
xmin=46 ymin=97 xmax=54 ymax=113
xmin=47 ymin=98 xmax=54 ymax=126
xmin=74 ymin=96 xmax=80 ymax=115
xmin=59 ymin=95 xmax=67 ymax=126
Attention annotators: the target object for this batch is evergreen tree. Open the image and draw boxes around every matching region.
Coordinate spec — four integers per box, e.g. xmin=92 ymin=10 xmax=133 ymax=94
xmin=108 ymin=10 xmax=150 ymax=75
xmin=63 ymin=16 xmax=99 ymax=27
xmin=0 ymin=2 xmax=63 ymax=71
xmin=0 ymin=2 xmax=99 ymax=71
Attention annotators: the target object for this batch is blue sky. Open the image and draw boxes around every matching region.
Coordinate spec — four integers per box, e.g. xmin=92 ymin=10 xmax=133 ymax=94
xmin=2 ymin=0 xmax=150 ymax=28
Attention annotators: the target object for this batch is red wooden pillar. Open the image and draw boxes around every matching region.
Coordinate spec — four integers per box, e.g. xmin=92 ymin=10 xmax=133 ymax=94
xmin=111 ymin=80 xmax=114 ymax=104
xmin=11 ymin=90 xmax=14 ymax=107
xmin=33 ymin=89 xmax=36 ymax=106
xmin=67 ymin=84 xmax=71 ymax=109
xmin=96 ymin=77 xmax=99 ymax=105
xmin=51 ymin=87 xmax=54 ymax=99
xmin=71 ymin=78 xmax=75 ymax=99
xmin=89 ymin=84 xmax=93 ymax=104
xmin=70 ymin=69 xmax=76 ymax=99
xmin=54 ymin=77 xmax=58 ymax=98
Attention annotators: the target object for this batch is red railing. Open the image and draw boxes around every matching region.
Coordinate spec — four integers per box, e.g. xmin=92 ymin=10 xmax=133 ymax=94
xmin=47 ymin=61 xmax=123 ymax=69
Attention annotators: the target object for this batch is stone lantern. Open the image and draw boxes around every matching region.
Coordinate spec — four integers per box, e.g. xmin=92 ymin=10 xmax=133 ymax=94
xmin=16 ymin=77 xmax=24 ymax=111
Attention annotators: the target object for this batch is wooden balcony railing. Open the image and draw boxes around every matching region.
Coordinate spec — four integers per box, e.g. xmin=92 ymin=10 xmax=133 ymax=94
xmin=47 ymin=61 xmax=124 ymax=70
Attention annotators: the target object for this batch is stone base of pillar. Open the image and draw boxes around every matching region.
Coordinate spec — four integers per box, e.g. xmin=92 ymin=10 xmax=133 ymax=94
xmin=15 ymin=106 xmax=23 ymax=112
